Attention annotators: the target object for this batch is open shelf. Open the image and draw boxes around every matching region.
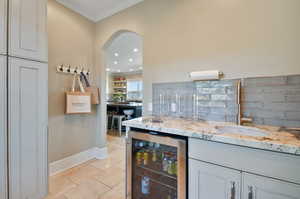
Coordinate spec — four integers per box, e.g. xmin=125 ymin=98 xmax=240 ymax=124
xmin=113 ymin=87 xmax=127 ymax=89
xmin=136 ymin=164 xmax=177 ymax=180
xmin=113 ymin=80 xmax=127 ymax=83
xmin=135 ymin=173 xmax=177 ymax=190
xmin=113 ymin=92 xmax=126 ymax=95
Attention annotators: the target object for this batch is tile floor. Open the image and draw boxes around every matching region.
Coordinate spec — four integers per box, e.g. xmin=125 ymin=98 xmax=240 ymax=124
xmin=46 ymin=135 xmax=126 ymax=199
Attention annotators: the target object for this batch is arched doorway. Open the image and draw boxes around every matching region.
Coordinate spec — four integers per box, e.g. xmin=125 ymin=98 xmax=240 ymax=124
xmin=102 ymin=30 xmax=143 ymax=137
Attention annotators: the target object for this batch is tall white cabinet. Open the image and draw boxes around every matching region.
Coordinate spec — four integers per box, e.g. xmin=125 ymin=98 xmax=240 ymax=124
xmin=0 ymin=0 xmax=48 ymax=198
xmin=0 ymin=56 xmax=7 ymax=199
xmin=0 ymin=0 xmax=7 ymax=55
xmin=9 ymin=58 xmax=48 ymax=199
xmin=9 ymin=0 xmax=48 ymax=62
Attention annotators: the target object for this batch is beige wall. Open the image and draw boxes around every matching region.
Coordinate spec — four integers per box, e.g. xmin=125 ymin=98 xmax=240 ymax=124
xmin=123 ymin=73 xmax=143 ymax=81
xmin=95 ymin=0 xmax=300 ymax=117
xmin=48 ymin=0 xmax=300 ymax=161
xmin=48 ymin=0 xmax=102 ymax=163
xmin=107 ymin=73 xmax=113 ymax=97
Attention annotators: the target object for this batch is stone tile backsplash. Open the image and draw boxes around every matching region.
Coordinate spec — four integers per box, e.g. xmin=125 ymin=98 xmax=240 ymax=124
xmin=242 ymin=75 xmax=300 ymax=127
xmin=153 ymin=79 xmax=239 ymax=123
xmin=152 ymin=75 xmax=300 ymax=127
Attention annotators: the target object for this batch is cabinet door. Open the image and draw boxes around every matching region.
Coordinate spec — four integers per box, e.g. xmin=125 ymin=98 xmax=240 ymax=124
xmin=9 ymin=57 xmax=48 ymax=199
xmin=0 ymin=0 xmax=7 ymax=55
xmin=189 ymin=159 xmax=241 ymax=199
xmin=9 ymin=0 xmax=47 ymax=62
xmin=0 ymin=56 xmax=7 ymax=199
xmin=242 ymin=173 xmax=300 ymax=199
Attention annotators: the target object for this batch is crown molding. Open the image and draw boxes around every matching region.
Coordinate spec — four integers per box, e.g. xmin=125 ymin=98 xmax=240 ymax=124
xmin=56 ymin=0 xmax=144 ymax=22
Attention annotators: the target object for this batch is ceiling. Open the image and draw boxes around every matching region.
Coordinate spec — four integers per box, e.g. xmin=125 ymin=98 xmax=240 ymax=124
xmin=56 ymin=0 xmax=144 ymax=22
xmin=106 ymin=32 xmax=143 ymax=74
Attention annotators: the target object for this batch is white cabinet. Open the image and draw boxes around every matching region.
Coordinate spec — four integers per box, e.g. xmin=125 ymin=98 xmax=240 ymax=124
xmin=9 ymin=0 xmax=47 ymax=62
xmin=242 ymin=173 xmax=300 ymax=199
xmin=0 ymin=0 xmax=7 ymax=54
xmin=0 ymin=56 xmax=7 ymax=199
xmin=189 ymin=138 xmax=300 ymax=199
xmin=8 ymin=57 xmax=48 ymax=199
xmin=189 ymin=158 xmax=300 ymax=199
xmin=189 ymin=159 xmax=241 ymax=199
xmin=1 ymin=0 xmax=48 ymax=198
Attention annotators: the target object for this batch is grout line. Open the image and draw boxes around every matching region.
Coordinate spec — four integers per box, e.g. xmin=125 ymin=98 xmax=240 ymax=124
xmin=92 ymin=176 xmax=114 ymax=190
xmin=47 ymin=137 xmax=126 ymax=198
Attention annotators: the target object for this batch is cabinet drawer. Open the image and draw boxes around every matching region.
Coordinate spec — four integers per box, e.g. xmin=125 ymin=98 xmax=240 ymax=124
xmin=189 ymin=159 xmax=241 ymax=199
xmin=243 ymin=173 xmax=300 ymax=199
xmin=189 ymin=138 xmax=300 ymax=185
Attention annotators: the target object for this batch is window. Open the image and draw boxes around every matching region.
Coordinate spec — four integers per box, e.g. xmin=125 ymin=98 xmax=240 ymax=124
xmin=127 ymin=80 xmax=143 ymax=100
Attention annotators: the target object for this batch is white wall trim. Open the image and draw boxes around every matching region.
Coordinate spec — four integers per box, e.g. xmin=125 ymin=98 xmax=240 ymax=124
xmin=93 ymin=0 xmax=144 ymax=22
xmin=93 ymin=147 xmax=108 ymax=159
xmin=56 ymin=0 xmax=144 ymax=22
xmin=49 ymin=147 xmax=108 ymax=176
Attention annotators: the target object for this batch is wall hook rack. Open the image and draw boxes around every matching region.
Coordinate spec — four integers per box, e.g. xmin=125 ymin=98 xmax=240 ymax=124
xmin=56 ymin=64 xmax=90 ymax=76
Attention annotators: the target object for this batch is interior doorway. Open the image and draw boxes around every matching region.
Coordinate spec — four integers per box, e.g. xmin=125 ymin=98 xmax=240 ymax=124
xmin=103 ymin=31 xmax=143 ymax=136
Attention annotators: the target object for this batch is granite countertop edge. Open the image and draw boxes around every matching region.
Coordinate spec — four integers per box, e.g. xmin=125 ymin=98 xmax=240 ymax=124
xmin=123 ymin=117 xmax=300 ymax=156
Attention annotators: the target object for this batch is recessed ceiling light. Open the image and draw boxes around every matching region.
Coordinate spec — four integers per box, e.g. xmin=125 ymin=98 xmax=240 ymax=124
xmin=114 ymin=53 xmax=119 ymax=57
xmin=133 ymin=48 xmax=139 ymax=52
xmin=129 ymin=58 xmax=133 ymax=62
xmin=129 ymin=69 xmax=134 ymax=72
xmin=106 ymin=68 xmax=111 ymax=72
xmin=117 ymin=69 xmax=121 ymax=72
xmin=114 ymin=61 xmax=118 ymax=65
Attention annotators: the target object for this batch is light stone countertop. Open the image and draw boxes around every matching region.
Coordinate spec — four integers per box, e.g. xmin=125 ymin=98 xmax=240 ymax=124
xmin=123 ymin=116 xmax=300 ymax=156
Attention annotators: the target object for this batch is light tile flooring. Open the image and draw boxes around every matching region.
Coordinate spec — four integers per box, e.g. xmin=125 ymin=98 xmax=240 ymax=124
xmin=46 ymin=135 xmax=126 ymax=199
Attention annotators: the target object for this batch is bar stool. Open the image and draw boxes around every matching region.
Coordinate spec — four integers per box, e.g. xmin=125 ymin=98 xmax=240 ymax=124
xmin=124 ymin=109 xmax=134 ymax=120
xmin=111 ymin=115 xmax=126 ymax=136
xmin=107 ymin=111 xmax=118 ymax=130
xmin=107 ymin=111 xmax=114 ymax=130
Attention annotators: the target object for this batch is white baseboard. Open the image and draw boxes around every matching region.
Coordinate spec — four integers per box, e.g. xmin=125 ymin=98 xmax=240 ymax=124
xmin=94 ymin=147 xmax=108 ymax=159
xmin=49 ymin=147 xmax=108 ymax=176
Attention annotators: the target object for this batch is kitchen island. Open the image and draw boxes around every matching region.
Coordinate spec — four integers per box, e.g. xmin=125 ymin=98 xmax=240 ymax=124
xmin=107 ymin=102 xmax=142 ymax=118
xmin=123 ymin=116 xmax=300 ymax=199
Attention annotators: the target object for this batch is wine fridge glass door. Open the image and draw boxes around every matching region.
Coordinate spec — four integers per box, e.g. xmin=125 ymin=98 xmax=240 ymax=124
xmin=126 ymin=131 xmax=186 ymax=199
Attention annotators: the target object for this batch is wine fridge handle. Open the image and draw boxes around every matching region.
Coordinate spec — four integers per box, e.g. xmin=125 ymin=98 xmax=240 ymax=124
xmin=126 ymin=135 xmax=132 ymax=199
xmin=230 ymin=181 xmax=236 ymax=199
xmin=248 ymin=185 xmax=254 ymax=199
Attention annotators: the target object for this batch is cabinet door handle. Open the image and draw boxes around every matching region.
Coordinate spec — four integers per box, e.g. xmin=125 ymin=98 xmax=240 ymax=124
xmin=230 ymin=181 xmax=236 ymax=199
xmin=248 ymin=186 xmax=254 ymax=199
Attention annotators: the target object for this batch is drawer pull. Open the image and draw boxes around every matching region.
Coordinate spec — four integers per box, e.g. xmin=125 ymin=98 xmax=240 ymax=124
xmin=248 ymin=186 xmax=254 ymax=199
xmin=230 ymin=181 xmax=236 ymax=199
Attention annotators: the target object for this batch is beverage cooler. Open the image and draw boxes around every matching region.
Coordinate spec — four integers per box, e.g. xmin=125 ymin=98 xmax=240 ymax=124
xmin=126 ymin=131 xmax=187 ymax=199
